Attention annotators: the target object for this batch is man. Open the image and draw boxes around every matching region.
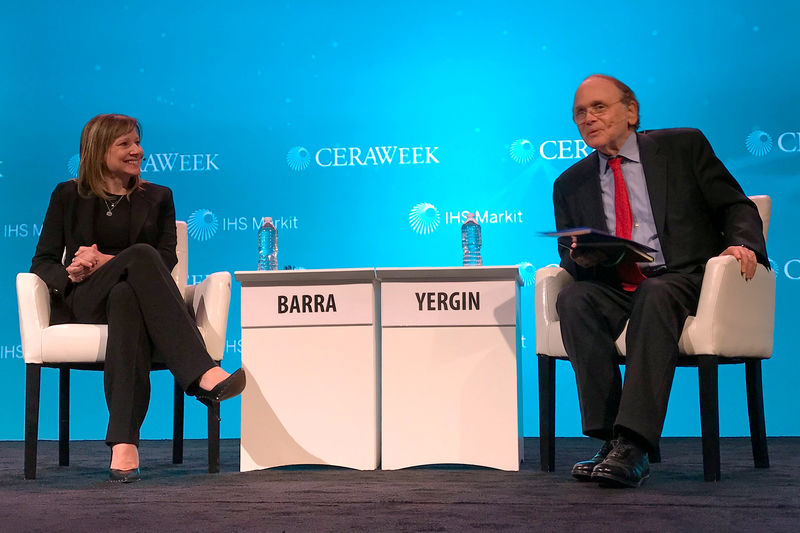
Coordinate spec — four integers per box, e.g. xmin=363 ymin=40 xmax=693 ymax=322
xmin=552 ymin=74 xmax=768 ymax=487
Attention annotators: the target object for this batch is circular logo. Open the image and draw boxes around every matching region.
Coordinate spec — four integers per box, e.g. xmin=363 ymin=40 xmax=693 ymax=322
xmin=509 ymin=139 xmax=535 ymax=164
xmin=517 ymin=262 xmax=536 ymax=286
xmin=408 ymin=202 xmax=441 ymax=234
xmin=769 ymin=258 xmax=779 ymax=272
xmin=67 ymin=154 xmax=80 ymax=177
xmin=745 ymin=130 xmax=773 ymax=156
xmin=287 ymin=146 xmax=311 ymax=171
xmin=187 ymin=208 xmax=219 ymax=241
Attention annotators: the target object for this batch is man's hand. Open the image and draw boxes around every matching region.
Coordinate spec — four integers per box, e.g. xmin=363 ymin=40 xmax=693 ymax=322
xmin=719 ymin=245 xmax=757 ymax=280
xmin=569 ymin=242 xmax=613 ymax=269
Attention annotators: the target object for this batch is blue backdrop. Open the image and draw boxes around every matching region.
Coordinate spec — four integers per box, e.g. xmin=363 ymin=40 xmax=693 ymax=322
xmin=2 ymin=1 xmax=798 ymax=441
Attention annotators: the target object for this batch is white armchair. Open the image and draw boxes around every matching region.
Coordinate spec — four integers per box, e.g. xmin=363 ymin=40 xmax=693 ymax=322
xmin=535 ymin=196 xmax=775 ymax=481
xmin=17 ymin=221 xmax=232 ymax=479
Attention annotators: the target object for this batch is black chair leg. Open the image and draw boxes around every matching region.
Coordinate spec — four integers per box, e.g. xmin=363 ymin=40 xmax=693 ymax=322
xmin=650 ymin=445 xmax=661 ymax=464
xmin=208 ymin=402 xmax=220 ymax=473
xmin=59 ymin=368 xmax=70 ymax=467
xmin=745 ymin=359 xmax=770 ymax=468
xmin=698 ymin=356 xmax=721 ymax=482
xmin=24 ymin=364 xmax=41 ymax=480
xmin=538 ymin=355 xmax=556 ymax=472
xmin=173 ymin=379 xmax=184 ymax=464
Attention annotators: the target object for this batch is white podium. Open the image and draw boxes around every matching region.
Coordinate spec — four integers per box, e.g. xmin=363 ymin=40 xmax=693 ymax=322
xmin=235 ymin=269 xmax=379 ymax=471
xmin=377 ymin=266 xmax=522 ymax=471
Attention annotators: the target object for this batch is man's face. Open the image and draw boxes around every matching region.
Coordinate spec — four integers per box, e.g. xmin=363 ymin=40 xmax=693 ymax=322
xmin=572 ymin=77 xmax=638 ymax=156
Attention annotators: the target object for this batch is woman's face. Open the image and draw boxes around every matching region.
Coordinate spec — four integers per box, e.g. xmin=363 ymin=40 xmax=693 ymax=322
xmin=104 ymin=129 xmax=143 ymax=181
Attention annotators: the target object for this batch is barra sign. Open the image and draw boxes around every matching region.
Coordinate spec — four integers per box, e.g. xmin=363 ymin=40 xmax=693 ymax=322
xmin=278 ymin=294 xmax=338 ymax=314
xmin=240 ymin=283 xmax=374 ymax=327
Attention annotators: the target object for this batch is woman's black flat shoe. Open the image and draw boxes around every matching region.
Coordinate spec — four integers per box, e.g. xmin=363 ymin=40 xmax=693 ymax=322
xmin=109 ymin=467 xmax=141 ymax=483
xmin=193 ymin=368 xmax=246 ymax=407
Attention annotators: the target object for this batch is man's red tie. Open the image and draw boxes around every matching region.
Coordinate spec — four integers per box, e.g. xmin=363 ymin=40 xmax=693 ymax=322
xmin=608 ymin=156 xmax=646 ymax=291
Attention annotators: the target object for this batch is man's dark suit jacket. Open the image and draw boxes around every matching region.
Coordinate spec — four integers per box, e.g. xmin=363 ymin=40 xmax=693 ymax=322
xmin=30 ymin=179 xmax=178 ymax=324
xmin=553 ymin=128 xmax=768 ymax=285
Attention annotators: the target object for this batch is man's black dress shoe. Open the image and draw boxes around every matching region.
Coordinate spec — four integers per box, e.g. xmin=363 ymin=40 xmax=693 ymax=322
xmin=109 ymin=467 xmax=141 ymax=483
xmin=571 ymin=440 xmax=614 ymax=481
xmin=193 ymin=368 xmax=246 ymax=407
xmin=591 ymin=436 xmax=650 ymax=488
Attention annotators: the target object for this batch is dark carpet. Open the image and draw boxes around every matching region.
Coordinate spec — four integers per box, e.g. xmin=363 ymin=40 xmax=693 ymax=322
xmin=0 ymin=438 xmax=797 ymax=532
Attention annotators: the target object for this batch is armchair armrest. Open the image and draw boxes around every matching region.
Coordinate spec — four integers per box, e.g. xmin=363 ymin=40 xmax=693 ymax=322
xmin=16 ymin=273 xmax=51 ymax=364
xmin=185 ymin=271 xmax=231 ymax=361
xmin=534 ymin=266 xmax=573 ymax=355
xmin=678 ymin=256 xmax=776 ymax=357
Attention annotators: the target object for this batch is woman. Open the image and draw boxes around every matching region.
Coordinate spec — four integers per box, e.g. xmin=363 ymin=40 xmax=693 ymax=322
xmin=30 ymin=114 xmax=245 ymax=482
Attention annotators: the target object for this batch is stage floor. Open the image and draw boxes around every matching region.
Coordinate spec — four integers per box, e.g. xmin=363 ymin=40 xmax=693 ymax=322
xmin=1 ymin=437 xmax=798 ymax=532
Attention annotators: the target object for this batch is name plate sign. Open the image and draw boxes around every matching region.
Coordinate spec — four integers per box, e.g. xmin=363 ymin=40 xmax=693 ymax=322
xmin=241 ymin=283 xmax=375 ymax=327
xmin=381 ymin=280 xmax=516 ymax=327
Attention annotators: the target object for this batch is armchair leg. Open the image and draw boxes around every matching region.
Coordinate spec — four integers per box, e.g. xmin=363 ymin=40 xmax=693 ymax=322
xmin=538 ymin=355 xmax=556 ymax=472
xmin=208 ymin=403 xmax=220 ymax=473
xmin=24 ymin=364 xmax=42 ymax=480
xmin=172 ymin=379 xmax=184 ymax=464
xmin=698 ymin=356 xmax=721 ymax=482
xmin=650 ymin=445 xmax=661 ymax=464
xmin=58 ymin=368 xmax=70 ymax=467
xmin=745 ymin=359 xmax=769 ymax=468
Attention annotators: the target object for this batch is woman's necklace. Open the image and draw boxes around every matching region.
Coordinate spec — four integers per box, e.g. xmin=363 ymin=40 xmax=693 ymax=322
xmin=104 ymin=195 xmax=123 ymax=217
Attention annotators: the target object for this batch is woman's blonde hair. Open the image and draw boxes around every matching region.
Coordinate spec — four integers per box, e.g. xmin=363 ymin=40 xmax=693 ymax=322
xmin=78 ymin=114 xmax=143 ymax=199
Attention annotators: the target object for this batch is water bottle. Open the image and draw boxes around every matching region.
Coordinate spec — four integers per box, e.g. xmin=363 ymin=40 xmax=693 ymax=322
xmin=461 ymin=212 xmax=482 ymax=266
xmin=257 ymin=217 xmax=278 ymax=270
